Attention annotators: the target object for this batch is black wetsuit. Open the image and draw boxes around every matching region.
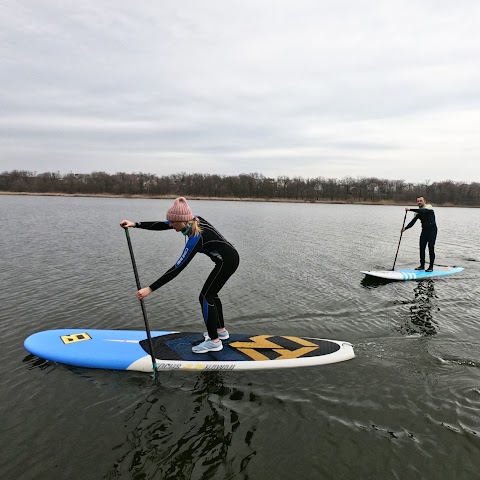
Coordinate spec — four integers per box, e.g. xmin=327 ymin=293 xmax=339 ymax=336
xmin=135 ymin=216 xmax=239 ymax=340
xmin=404 ymin=206 xmax=437 ymax=268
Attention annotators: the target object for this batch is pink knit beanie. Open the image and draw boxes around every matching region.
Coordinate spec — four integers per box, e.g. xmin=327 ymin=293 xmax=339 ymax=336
xmin=166 ymin=197 xmax=194 ymax=222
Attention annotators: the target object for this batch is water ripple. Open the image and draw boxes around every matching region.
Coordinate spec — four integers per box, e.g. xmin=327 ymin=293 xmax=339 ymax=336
xmin=2 ymin=197 xmax=480 ymax=480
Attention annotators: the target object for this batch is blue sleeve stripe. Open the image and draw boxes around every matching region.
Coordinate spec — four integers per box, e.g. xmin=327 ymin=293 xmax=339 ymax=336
xmin=174 ymin=234 xmax=201 ymax=268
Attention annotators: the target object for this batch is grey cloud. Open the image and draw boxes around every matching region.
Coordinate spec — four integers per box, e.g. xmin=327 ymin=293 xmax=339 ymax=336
xmin=1 ymin=0 xmax=479 ymax=183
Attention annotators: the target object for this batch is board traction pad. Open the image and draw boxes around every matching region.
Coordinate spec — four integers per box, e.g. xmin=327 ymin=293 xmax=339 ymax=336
xmin=140 ymin=333 xmax=340 ymax=362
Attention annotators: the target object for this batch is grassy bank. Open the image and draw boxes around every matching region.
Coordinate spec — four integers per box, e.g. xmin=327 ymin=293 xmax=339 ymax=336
xmin=0 ymin=190 xmax=475 ymax=208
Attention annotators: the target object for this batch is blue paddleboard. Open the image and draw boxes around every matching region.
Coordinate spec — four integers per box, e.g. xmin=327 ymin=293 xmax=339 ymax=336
xmin=361 ymin=266 xmax=464 ymax=281
xmin=24 ymin=329 xmax=355 ymax=372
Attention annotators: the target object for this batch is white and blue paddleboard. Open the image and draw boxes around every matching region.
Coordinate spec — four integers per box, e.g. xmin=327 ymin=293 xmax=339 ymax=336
xmin=361 ymin=266 xmax=464 ymax=281
xmin=24 ymin=329 xmax=355 ymax=372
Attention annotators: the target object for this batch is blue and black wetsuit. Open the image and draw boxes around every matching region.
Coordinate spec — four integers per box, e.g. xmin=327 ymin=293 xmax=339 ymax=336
xmin=404 ymin=205 xmax=437 ymax=268
xmin=135 ymin=216 xmax=239 ymax=340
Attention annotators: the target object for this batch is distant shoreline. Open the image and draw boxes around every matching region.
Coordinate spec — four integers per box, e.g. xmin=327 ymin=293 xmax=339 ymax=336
xmin=0 ymin=190 xmax=476 ymax=208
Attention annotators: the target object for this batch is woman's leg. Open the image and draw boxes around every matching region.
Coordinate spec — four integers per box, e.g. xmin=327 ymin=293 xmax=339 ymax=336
xmin=199 ymin=252 xmax=239 ymax=340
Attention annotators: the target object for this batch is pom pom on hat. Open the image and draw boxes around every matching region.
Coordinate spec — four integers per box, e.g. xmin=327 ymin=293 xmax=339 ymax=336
xmin=166 ymin=197 xmax=194 ymax=222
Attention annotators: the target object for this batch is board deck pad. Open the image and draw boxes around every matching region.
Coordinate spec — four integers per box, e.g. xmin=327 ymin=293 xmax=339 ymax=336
xmin=24 ymin=329 xmax=354 ymax=372
xmin=361 ymin=266 xmax=464 ymax=281
xmin=141 ymin=333 xmax=341 ymax=362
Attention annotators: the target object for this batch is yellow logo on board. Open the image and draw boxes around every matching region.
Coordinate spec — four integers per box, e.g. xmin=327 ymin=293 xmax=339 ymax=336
xmin=229 ymin=335 xmax=319 ymax=361
xmin=60 ymin=332 xmax=92 ymax=344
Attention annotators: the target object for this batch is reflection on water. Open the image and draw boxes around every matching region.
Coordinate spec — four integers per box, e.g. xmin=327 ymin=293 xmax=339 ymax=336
xmin=104 ymin=374 xmax=257 ymax=480
xmin=23 ymin=353 xmax=56 ymax=372
xmin=360 ymin=275 xmax=440 ymax=336
xmin=360 ymin=275 xmax=396 ymax=289
xmin=397 ymin=280 xmax=439 ymax=336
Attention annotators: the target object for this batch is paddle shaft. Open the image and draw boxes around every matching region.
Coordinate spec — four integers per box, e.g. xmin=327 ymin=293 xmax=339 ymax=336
xmin=392 ymin=211 xmax=407 ymax=270
xmin=123 ymin=227 xmax=158 ymax=373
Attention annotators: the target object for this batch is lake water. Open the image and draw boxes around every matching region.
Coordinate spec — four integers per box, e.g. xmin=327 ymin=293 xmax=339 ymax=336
xmin=1 ymin=194 xmax=479 ymax=480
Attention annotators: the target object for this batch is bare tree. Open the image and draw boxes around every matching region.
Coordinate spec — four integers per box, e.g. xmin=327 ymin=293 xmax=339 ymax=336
xmin=1 ymin=170 xmax=478 ymax=206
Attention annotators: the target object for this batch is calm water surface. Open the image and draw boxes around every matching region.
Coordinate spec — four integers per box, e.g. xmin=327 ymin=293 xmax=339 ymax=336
xmin=1 ymin=195 xmax=479 ymax=480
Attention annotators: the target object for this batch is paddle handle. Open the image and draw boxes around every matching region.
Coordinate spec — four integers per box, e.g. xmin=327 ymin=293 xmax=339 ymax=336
xmin=392 ymin=211 xmax=407 ymax=271
xmin=123 ymin=227 xmax=158 ymax=373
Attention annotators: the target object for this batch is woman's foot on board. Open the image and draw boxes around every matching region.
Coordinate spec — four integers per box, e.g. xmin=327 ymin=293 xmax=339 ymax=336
xmin=203 ymin=329 xmax=229 ymax=341
xmin=192 ymin=339 xmax=223 ymax=353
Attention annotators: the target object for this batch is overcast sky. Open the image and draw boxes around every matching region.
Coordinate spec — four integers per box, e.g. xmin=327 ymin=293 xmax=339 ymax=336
xmin=1 ymin=0 xmax=479 ymax=183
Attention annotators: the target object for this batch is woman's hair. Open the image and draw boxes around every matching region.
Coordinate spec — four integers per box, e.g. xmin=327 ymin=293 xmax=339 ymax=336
xmin=184 ymin=218 xmax=202 ymax=236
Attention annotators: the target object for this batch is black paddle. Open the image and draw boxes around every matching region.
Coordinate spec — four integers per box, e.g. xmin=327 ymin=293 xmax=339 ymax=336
xmin=392 ymin=211 xmax=407 ymax=270
xmin=123 ymin=227 xmax=158 ymax=375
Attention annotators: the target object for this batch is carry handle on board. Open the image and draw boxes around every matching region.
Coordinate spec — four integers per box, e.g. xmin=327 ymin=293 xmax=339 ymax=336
xmin=123 ymin=227 xmax=158 ymax=374
xmin=392 ymin=211 xmax=407 ymax=271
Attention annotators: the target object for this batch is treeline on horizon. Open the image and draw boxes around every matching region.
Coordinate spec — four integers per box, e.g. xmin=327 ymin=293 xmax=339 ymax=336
xmin=1 ymin=169 xmax=479 ymax=206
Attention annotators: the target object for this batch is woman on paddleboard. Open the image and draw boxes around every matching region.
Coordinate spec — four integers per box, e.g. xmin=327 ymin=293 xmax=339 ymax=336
xmin=120 ymin=197 xmax=239 ymax=354
xmin=401 ymin=196 xmax=437 ymax=272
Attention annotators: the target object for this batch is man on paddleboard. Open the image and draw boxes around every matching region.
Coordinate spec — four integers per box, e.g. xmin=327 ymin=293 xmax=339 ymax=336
xmin=120 ymin=197 xmax=239 ymax=354
xmin=401 ymin=196 xmax=437 ymax=272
